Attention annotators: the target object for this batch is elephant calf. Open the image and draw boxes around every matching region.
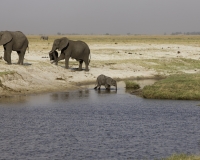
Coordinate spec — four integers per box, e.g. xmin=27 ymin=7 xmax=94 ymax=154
xmin=94 ymin=74 xmax=117 ymax=90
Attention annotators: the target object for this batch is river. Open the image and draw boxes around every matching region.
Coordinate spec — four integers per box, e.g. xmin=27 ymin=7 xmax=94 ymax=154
xmin=0 ymin=81 xmax=200 ymax=159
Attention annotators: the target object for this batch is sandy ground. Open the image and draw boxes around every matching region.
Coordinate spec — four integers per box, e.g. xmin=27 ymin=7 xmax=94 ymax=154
xmin=0 ymin=36 xmax=200 ymax=96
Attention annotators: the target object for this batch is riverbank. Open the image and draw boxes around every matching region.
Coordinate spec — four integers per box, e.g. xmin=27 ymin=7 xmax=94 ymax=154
xmin=0 ymin=35 xmax=200 ymax=97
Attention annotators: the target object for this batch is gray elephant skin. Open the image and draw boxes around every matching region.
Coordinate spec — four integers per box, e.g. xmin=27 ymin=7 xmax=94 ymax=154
xmin=0 ymin=31 xmax=29 ymax=65
xmin=40 ymin=36 xmax=48 ymax=40
xmin=49 ymin=50 xmax=58 ymax=63
xmin=94 ymin=74 xmax=117 ymax=90
xmin=49 ymin=37 xmax=90 ymax=71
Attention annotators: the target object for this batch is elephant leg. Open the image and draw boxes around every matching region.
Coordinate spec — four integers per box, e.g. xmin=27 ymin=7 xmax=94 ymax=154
xmin=3 ymin=49 xmax=7 ymax=62
xmin=64 ymin=55 xmax=70 ymax=69
xmin=94 ymin=80 xmax=99 ymax=89
xmin=94 ymin=85 xmax=98 ymax=89
xmin=78 ymin=60 xmax=83 ymax=71
xmin=17 ymin=51 xmax=21 ymax=64
xmin=85 ymin=61 xmax=89 ymax=71
xmin=56 ymin=53 xmax=65 ymax=65
xmin=17 ymin=50 xmax=25 ymax=65
xmin=4 ymin=48 xmax=12 ymax=64
xmin=97 ymin=85 xmax=101 ymax=90
xmin=106 ymin=85 xmax=111 ymax=90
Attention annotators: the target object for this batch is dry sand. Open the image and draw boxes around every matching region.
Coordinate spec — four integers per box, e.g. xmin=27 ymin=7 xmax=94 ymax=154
xmin=0 ymin=35 xmax=200 ymax=96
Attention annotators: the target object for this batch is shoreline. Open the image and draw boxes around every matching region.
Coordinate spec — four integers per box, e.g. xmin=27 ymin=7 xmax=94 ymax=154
xmin=0 ymin=74 xmax=161 ymax=98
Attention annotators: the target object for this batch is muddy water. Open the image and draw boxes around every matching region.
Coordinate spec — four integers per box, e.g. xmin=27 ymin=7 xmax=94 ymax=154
xmin=0 ymin=81 xmax=200 ymax=160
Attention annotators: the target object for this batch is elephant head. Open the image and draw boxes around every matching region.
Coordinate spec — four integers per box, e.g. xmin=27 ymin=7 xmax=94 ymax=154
xmin=0 ymin=31 xmax=13 ymax=45
xmin=49 ymin=50 xmax=58 ymax=63
xmin=106 ymin=77 xmax=117 ymax=90
xmin=49 ymin=37 xmax=69 ymax=53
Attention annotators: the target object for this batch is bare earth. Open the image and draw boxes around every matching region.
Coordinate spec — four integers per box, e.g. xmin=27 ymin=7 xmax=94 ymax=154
xmin=0 ymin=35 xmax=200 ymax=96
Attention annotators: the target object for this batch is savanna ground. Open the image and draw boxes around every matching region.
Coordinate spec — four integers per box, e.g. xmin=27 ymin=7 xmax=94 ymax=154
xmin=1 ymin=35 xmax=200 ymax=96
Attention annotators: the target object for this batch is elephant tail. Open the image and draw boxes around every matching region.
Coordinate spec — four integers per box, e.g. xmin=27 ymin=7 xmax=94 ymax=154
xmin=89 ymin=53 xmax=91 ymax=64
xmin=27 ymin=46 xmax=29 ymax=53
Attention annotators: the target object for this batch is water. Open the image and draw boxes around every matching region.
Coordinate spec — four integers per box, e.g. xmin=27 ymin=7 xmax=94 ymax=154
xmin=0 ymin=81 xmax=200 ymax=160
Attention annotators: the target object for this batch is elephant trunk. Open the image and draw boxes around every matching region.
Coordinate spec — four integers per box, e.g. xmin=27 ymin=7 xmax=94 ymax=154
xmin=50 ymin=44 xmax=57 ymax=54
xmin=49 ymin=46 xmax=58 ymax=63
xmin=115 ymin=84 xmax=117 ymax=90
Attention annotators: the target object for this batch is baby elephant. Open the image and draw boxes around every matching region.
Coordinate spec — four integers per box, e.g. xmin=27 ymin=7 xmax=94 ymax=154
xmin=94 ymin=74 xmax=117 ymax=90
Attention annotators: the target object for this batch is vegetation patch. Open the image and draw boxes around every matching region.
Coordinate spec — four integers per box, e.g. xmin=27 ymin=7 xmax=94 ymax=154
xmin=142 ymin=73 xmax=200 ymax=100
xmin=27 ymin=35 xmax=200 ymax=46
xmin=0 ymin=71 xmax=15 ymax=76
xmin=162 ymin=154 xmax=200 ymax=160
xmin=125 ymin=80 xmax=140 ymax=89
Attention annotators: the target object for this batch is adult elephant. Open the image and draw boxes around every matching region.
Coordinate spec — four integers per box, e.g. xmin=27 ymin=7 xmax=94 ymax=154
xmin=49 ymin=37 xmax=90 ymax=71
xmin=0 ymin=31 xmax=29 ymax=65
xmin=40 ymin=35 xmax=48 ymax=40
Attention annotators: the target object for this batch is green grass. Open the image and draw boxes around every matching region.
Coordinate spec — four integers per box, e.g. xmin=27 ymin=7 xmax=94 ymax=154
xmin=142 ymin=73 xmax=200 ymax=100
xmin=125 ymin=80 xmax=140 ymax=89
xmin=162 ymin=154 xmax=200 ymax=160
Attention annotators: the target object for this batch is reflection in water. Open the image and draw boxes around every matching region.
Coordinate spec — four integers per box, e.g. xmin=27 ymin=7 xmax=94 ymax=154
xmin=49 ymin=87 xmax=118 ymax=102
xmin=0 ymin=95 xmax=28 ymax=104
xmin=0 ymin=80 xmax=200 ymax=160
xmin=95 ymin=88 xmax=117 ymax=94
xmin=50 ymin=89 xmax=90 ymax=102
xmin=50 ymin=92 xmax=69 ymax=101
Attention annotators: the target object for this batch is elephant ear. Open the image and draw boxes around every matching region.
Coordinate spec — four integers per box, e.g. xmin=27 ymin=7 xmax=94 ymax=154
xmin=0 ymin=31 xmax=12 ymax=45
xmin=112 ymin=80 xmax=116 ymax=86
xmin=58 ymin=37 xmax=69 ymax=51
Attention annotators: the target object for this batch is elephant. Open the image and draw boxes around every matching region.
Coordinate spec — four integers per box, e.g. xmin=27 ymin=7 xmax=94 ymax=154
xmin=94 ymin=74 xmax=117 ymax=90
xmin=49 ymin=50 xmax=58 ymax=64
xmin=49 ymin=37 xmax=90 ymax=71
xmin=0 ymin=31 xmax=29 ymax=65
xmin=40 ymin=36 xmax=48 ymax=40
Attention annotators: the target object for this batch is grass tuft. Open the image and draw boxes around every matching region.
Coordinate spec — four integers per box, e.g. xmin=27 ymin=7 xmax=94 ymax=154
xmin=162 ymin=154 xmax=200 ymax=160
xmin=125 ymin=80 xmax=140 ymax=89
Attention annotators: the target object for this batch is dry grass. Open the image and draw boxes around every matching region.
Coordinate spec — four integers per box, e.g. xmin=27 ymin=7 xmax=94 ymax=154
xmin=27 ymin=34 xmax=200 ymax=44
